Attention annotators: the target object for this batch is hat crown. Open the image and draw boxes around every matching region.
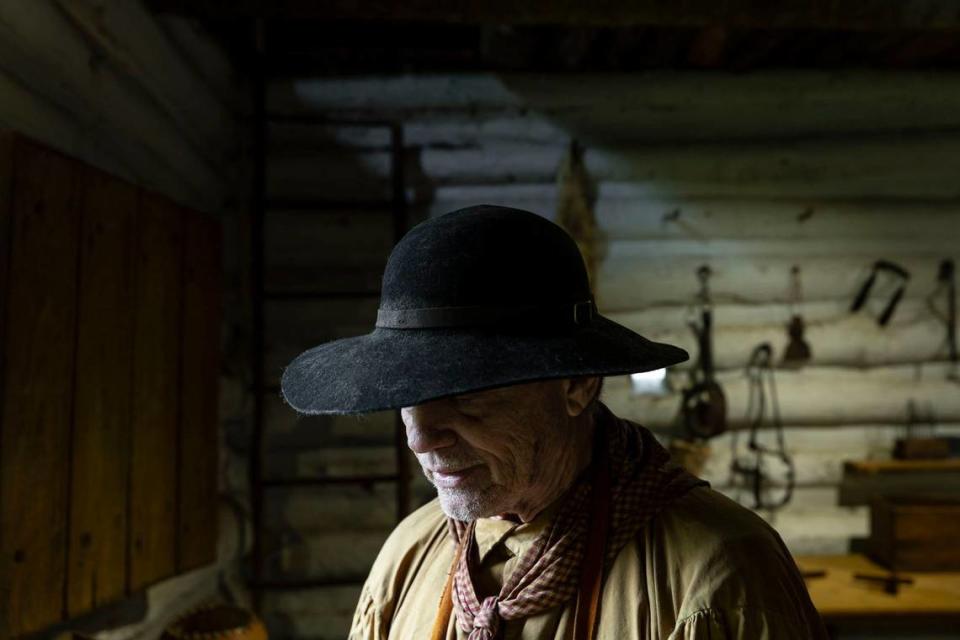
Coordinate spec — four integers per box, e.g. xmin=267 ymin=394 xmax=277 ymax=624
xmin=381 ymin=205 xmax=591 ymax=312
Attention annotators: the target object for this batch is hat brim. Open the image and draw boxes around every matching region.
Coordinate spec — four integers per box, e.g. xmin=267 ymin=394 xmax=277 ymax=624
xmin=280 ymin=314 xmax=688 ymax=415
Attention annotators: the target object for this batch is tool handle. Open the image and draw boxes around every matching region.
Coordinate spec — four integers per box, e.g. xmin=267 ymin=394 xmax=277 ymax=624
xmin=879 ymin=286 xmax=905 ymax=326
xmin=850 ymin=272 xmax=876 ymax=312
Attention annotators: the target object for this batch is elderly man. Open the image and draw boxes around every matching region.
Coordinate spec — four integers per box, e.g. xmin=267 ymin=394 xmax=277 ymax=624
xmin=282 ymin=206 xmax=827 ymax=639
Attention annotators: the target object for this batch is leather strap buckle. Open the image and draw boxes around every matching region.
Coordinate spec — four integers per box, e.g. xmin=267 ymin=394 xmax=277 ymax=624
xmin=573 ymin=300 xmax=595 ymax=325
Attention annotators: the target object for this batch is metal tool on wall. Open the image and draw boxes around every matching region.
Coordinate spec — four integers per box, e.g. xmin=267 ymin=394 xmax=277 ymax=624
xmin=730 ymin=342 xmax=796 ymax=511
xmin=850 ymin=259 xmax=911 ymax=326
xmin=681 ymin=265 xmax=728 ymax=440
xmin=782 ymin=265 xmax=812 ymax=368
xmin=927 ymin=258 xmax=957 ymax=380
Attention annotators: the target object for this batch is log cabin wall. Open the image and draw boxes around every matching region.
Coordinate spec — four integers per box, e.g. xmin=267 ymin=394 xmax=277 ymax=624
xmin=260 ymin=72 xmax=960 ymax=636
xmin=0 ymin=1 xmax=249 ymax=637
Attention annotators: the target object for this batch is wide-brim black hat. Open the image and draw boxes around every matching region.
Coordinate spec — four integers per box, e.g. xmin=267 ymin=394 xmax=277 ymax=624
xmin=282 ymin=205 xmax=688 ymax=415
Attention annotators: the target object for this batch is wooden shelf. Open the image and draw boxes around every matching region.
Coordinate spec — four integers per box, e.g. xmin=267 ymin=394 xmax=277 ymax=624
xmin=844 ymin=459 xmax=960 ymax=475
xmin=796 ymin=554 xmax=960 ymax=621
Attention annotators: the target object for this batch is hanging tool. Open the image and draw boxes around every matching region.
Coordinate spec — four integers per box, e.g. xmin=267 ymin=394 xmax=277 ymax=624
xmin=850 ymin=260 xmax=910 ymax=326
xmin=782 ymin=265 xmax=812 ymax=368
xmin=927 ymin=259 xmax=957 ymax=380
xmin=681 ymin=265 xmax=728 ymax=440
xmin=730 ymin=342 xmax=796 ymax=511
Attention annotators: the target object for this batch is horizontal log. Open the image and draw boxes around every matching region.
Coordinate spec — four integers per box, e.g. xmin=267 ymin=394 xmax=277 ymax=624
xmin=271 ymin=72 xmax=960 ymax=143
xmin=593 ymin=198 xmax=960 ymax=243
xmin=597 ymin=252 xmax=955 ymax=310
xmin=425 ymin=187 xmax=960 ymax=239
xmin=269 ymin=530 xmax=390 ymax=583
xmin=0 ymin=66 xmax=124 ymax=176
xmin=264 ymin=209 xmax=393 ymax=293
xmin=156 ymin=15 xmax=246 ymax=113
xmin=269 ymin=133 xmax=960 ymax=204
xmin=267 ymin=151 xmax=394 ymax=202
xmin=265 ymin=445 xmax=399 ymax=479
xmin=0 ymin=67 xmax=208 ymax=207
xmin=260 ymin=396 xmax=395 ymax=451
xmin=272 ymin=484 xmax=397 ymax=532
xmin=427 ymin=135 xmax=960 ymax=198
xmin=268 ymin=116 xmax=567 ymax=151
xmin=611 ymin=299 xmax=960 ymax=370
xmin=0 ymin=1 xmax=225 ymax=208
xmin=55 ymin=0 xmax=236 ymax=156
xmin=697 ymin=425 xmax=960 ymax=488
xmin=606 ymin=298 xmax=923 ymax=337
xmin=271 ymin=478 xmax=436 ymax=534
xmin=603 ymin=363 xmax=960 ymax=430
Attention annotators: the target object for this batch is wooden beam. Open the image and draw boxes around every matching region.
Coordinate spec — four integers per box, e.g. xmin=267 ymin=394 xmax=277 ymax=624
xmin=149 ymin=0 xmax=960 ymax=31
xmin=269 ymin=72 xmax=960 ymax=145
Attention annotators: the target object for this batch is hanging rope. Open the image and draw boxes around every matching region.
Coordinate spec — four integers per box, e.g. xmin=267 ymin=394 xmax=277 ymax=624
xmin=729 ymin=343 xmax=796 ymax=512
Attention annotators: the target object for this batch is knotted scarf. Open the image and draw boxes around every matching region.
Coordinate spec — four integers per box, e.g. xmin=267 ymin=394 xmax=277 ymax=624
xmin=447 ymin=405 xmax=707 ymax=639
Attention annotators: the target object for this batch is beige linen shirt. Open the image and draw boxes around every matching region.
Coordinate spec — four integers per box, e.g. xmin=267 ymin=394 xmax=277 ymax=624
xmin=350 ymin=486 xmax=828 ymax=639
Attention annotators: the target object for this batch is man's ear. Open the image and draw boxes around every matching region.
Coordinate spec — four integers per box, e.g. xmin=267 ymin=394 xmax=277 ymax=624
xmin=563 ymin=376 xmax=602 ymax=417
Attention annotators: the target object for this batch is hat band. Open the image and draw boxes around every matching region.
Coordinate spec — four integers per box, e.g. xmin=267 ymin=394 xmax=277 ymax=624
xmin=376 ymin=299 xmax=596 ymax=329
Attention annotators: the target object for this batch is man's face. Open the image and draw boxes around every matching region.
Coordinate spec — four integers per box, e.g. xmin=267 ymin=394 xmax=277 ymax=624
xmin=401 ymin=379 xmax=585 ymax=522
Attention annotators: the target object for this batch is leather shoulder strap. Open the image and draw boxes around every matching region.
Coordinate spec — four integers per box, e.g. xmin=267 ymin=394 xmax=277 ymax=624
xmin=430 ymin=538 xmax=464 ymax=640
xmin=572 ymin=442 xmax=612 ymax=640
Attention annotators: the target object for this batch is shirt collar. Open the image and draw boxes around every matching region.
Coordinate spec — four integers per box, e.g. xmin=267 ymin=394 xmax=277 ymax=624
xmin=473 ymin=497 xmax=563 ymax=564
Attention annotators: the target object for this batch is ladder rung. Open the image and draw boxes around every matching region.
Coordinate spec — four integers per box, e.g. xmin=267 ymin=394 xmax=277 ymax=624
xmin=263 ymin=474 xmax=400 ymax=488
xmin=251 ymin=577 xmax=365 ymax=590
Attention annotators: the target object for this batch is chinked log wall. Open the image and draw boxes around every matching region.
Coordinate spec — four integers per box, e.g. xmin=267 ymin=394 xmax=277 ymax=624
xmin=261 ymin=72 xmax=960 ymax=637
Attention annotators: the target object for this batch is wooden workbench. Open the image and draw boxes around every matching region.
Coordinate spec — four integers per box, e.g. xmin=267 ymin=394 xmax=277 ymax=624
xmin=795 ymin=554 xmax=960 ymax=635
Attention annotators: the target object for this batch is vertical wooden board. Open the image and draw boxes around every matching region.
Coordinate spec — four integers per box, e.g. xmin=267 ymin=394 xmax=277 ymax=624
xmin=66 ymin=167 xmax=136 ymax=616
xmin=0 ymin=138 xmax=80 ymax=636
xmin=128 ymin=193 xmax=182 ymax=591
xmin=0 ymin=133 xmax=13 ymax=370
xmin=177 ymin=211 xmax=221 ymax=571
xmin=0 ymin=132 xmax=15 ymax=640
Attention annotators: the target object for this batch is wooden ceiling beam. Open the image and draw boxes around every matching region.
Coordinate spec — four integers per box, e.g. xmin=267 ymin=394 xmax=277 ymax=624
xmin=147 ymin=1 xmax=960 ymax=31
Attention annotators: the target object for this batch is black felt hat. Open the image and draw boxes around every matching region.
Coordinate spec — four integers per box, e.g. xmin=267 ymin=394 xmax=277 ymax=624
xmin=281 ymin=205 xmax=688 ymax=415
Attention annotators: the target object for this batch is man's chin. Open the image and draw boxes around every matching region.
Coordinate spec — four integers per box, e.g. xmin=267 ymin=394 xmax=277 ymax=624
xmin=436 ymin=487 xmax=501 ymax=521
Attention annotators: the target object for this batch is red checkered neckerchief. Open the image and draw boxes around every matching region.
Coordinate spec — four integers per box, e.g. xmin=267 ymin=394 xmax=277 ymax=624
xmin=447 ymin=404 xmax=707 ymax=640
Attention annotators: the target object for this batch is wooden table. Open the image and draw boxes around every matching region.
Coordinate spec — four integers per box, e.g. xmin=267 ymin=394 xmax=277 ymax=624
xmin=795 ymin=554 xmax=960 ymax=635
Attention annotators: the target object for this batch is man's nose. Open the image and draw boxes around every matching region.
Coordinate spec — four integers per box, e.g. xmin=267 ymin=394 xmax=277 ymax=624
xmin=403 ymin=402 xmax=458 ymax=454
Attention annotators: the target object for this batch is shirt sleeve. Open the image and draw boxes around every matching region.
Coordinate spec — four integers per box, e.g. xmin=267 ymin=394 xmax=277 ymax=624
xmin=669 ymin=607 xmax=814 ymax=640
xmin=348 ymin=583 xmax=384 ymax=640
